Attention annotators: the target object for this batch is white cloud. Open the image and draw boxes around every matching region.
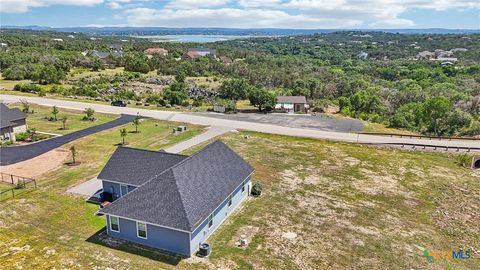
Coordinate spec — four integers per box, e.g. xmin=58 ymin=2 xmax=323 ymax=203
xmin=0 ymin=0 xmax=104 ymax=13
xmin=165 ymin=0 xmax=229 ymax=9
xmin=122 ymin=0 xmax=479 ymax=28
xmin=1 ymin=0 xmax=479 ymax=28
xmin=125 ymin=7 xmax=361 ymax=28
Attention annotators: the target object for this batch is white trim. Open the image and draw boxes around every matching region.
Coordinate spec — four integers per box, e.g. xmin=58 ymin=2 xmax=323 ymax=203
xmin=120 ymin=184 xmax=128 ymax=197
xmin=136 ymin=221 xmax=148 ymax=239
xmin=109 ymin=215 xmax=120 ymax=232
xmin=192 ymin=172 xmax=253 ymax=232
xmin=99 ymin=172 xmax=254 ymax=234
xmin=99 ymin=213 xmax=191 ymax=234
xmin=98 ymin=178 xmax=140 ymax=187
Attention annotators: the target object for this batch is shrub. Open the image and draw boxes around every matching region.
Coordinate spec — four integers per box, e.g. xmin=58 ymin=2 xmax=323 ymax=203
xmin=455 ymin=154 xmax=472 ymax=168
xmin=251 ymin=182 xmax=262 ymax=196
xmin=15 ymin=132 xmax=28 ymax=141
xmin=14 ymin=83 xmax=41 ymax=93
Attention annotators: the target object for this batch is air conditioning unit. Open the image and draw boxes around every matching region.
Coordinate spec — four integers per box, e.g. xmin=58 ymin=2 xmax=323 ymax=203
xmin=198 ymin=243 xmax=211 ymax=257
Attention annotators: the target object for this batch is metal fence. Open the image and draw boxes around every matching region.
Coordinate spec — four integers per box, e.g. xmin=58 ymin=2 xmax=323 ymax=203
xmin=0 ymin=173 xmax=36 ymax=201
xmin=360 ymin=132 xmax=479 ymax=141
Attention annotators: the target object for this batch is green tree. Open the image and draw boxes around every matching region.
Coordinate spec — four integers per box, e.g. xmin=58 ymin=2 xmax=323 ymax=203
xmin=248 ymin=87 xmax=277 ymax=111
xmin=422 ymin=96 xmax=452 ymax=135
xmin=132 ymin=114 xmax=141 ymax=133
xmin=120 ymin=128 xmax=127 ymax=145
xmin=51 ymin=106 xmax=59 ymax=121
xmin=61 ymin=116 xmax=68 ymax=130
xmin=124 ymin=53 xmax=150 ymax=73
xmin=91 ymin=57 xmax=104 ymax=71
xmin=70 ymin=145 xmax=77 ymax=164
xmin=83 ymin=108 xmax=95 ymax=121
xmin=219 ymin=79 xmax=250 ymax=111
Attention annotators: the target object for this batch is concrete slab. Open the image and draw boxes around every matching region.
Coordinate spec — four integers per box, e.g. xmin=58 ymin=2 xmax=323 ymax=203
xmin=67 ymin=177 xmax=102 ymax=197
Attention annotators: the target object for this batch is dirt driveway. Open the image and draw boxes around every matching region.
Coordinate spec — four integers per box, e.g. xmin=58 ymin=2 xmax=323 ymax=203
xmin=0 ymin=148 xmax=69 ymax=181
xmin=190 ymin=112 xmax=364 ymax=132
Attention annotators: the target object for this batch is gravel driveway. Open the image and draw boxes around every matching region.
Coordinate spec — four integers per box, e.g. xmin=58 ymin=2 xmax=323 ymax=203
xmin=190 ymin=112 xmax=364 ymax=132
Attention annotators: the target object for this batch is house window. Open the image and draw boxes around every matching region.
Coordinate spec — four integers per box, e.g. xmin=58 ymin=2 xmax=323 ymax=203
xmin=137 ymin=222 xmax=147 ymax=239
xmin=109 ymin=216 xmax=119 ymax=232
xmin=208 ymin=214 xmax=213 ymax=228
xmin=228 ymin=195 xmax=232 ymax=208
xmin=241 ymin=181 xmax=245 ymax=193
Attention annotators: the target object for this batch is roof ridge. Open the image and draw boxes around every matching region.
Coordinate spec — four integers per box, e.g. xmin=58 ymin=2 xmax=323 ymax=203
xmin=168 ymin=168 xmax=193 ymax=229
xmin=118 ymin=146 xmax=187 ymax=157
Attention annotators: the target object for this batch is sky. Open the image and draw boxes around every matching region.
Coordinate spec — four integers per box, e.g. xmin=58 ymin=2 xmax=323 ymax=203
xmin=0 ymin=0 xmax=479 ymax=29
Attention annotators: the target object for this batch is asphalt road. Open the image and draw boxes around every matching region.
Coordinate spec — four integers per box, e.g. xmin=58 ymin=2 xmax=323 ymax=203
xmin=1 ymin=95 xmax=479 ymax=151
xmin=0 ymin=114 xmax=136 ymax=165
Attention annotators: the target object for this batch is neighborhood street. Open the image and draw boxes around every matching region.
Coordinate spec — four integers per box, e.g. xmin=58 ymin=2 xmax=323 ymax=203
xmin=1 ymin=94 xmax=479 ymax=151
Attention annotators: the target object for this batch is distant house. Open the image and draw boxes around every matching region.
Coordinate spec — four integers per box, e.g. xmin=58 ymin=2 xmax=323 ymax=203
xmin=52 ymin=38 xmax=63 ymax=42
xmin=97 ymin=141 xmax=254 ymax=256
xmin=144 ymin=48 xmax=168 ymax=57
xmin=0 ymin=103 xmax=27 ymax=142
xmin=416 ymin=51 xmax=436 ymax=60
xmin=91 ymin=50 xmax=123 ymax=61
xmin=357 ymin=51 xmax=368 ymax=60
xmin=182 ymin=48 xmax=217 ymax=59
xmin=275 ymin=96 xmax=307 ymax=113
xmin=108 ymin=44 xmax=123 ymax=52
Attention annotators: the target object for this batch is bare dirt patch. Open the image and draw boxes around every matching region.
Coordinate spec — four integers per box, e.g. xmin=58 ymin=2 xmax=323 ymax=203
xmin=0 ymin=148 xmax=69 ymax=181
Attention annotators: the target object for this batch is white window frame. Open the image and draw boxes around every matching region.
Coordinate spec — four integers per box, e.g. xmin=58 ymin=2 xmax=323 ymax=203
xmin=136 ymin=222 xmax=148 ymax=239
xmin=109 ymin=216 xmax=120 ymax=232
xmin=208 ymin=214 xmax=214 ymax=229
xmin=120 ymin=184 xmax=128 ymax=197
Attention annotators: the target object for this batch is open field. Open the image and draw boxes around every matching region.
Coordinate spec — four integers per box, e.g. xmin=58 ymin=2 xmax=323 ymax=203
xmin=1 ymin=126 xmax=478 ymax=269
xmin=9 ymin=103 xmax=118 ymax=135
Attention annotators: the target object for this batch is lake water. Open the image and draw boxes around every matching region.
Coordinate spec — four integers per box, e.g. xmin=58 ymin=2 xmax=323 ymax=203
xmin=133 ymin=35 xmax=255 ymax=43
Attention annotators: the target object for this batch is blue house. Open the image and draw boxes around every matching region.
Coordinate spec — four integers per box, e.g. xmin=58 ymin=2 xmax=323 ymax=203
xmin=97 ymin=141 xmax=254 ymax=256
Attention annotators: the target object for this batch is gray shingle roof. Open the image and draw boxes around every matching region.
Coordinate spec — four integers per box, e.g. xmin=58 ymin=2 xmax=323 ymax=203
xmin=277 ymin=96 xmax=307 ymax=104
xmin=0 ymin=103 xmax=26 ymax=128
xmin=98 ymin=147 xmax=187 ymax=186
xmin=99 ymin=140 xmax=254 ymax=232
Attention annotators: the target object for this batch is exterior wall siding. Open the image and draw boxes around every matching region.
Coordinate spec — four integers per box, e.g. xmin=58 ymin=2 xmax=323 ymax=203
xmin=101 ymin=180 xmax=137 ymax=201
xmin=189 ymin=176 xmax=251 ymax=255
xmin=103 ymin=175 xmax=252 ymax=257
xmin=106 ymin=215 xmax=191 ymax=256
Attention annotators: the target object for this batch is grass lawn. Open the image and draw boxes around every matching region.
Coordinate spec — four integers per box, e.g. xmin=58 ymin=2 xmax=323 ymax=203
xmin=1 ymin=125 xmax=478 ymax=269
xmin=0 ymin=118 xmax=204 ymax=269
xmin=8 ymin=103 xmax=118 ymax=135
xmin=362 ymin=122 xmax=418 ymax=135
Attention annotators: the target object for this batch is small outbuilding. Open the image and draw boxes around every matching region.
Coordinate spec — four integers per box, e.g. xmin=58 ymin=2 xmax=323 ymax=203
xmin=275 ymin=96 xmax=307 ymax=113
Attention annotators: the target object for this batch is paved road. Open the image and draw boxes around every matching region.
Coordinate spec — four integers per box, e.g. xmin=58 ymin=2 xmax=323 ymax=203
xmin=0 ymin=114 xmax=136 ymax=165
xmin=1 ymin=95 xmax=479 ymax=151
xmin=191 ymin=112 xmax=363 ymax=132
xmin=164 ymin=126 xmax=234 ymax=153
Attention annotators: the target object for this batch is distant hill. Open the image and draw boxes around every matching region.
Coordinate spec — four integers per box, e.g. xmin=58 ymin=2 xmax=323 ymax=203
xmin=2 ymin=26 xmax=479 ymax=36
